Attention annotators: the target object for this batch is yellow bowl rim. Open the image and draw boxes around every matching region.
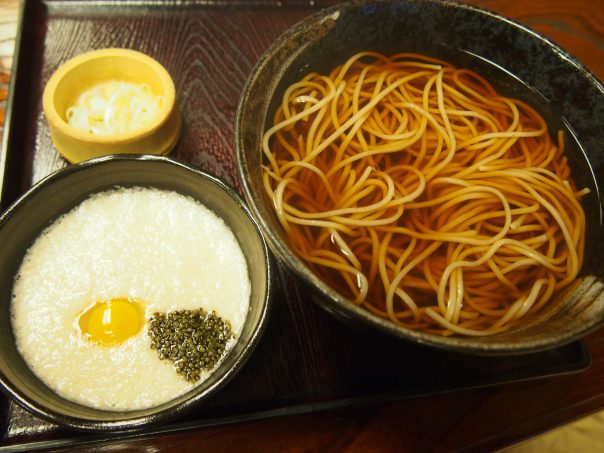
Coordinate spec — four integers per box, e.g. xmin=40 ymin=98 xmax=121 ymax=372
xmin=42 ymin=48 xmax=177 ymax=145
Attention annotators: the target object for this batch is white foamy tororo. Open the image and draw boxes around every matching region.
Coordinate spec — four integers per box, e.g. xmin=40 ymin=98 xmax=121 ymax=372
xmin=10 ymin=187 xmax=251 ymax=411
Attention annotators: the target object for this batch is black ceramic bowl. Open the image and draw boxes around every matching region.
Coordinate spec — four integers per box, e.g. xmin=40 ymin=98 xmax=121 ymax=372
xmin=0 ymin=155 xmax=273 ymax=431
xmin=236 ymin=0 xmax=604 ymax=354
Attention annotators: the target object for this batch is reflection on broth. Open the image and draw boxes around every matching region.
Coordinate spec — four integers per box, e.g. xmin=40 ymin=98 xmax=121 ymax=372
xmin=262 ymin=51 xmax=590 ymax=337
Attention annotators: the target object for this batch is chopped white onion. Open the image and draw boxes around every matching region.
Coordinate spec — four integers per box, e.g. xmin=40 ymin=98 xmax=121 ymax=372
xmin=66 ymin=81 xmax=165 ymax=136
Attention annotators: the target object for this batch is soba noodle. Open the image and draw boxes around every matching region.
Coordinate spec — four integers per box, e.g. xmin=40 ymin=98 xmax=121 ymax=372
xmin=261 ymin=52 xmax=588 ymax=336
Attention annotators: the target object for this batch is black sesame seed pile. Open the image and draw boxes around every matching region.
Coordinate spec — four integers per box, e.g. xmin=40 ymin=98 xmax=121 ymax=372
xmin=148 ymin=309 xmax=233 ymax=382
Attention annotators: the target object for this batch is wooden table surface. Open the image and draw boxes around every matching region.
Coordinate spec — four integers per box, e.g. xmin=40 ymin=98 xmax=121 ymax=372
xmin=1 ymin=0 xmax=604 ymax=451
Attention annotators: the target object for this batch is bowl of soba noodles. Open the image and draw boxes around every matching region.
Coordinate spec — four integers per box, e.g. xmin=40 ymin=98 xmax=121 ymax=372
xmin=235 ymin=0 xmax=604 ymax=354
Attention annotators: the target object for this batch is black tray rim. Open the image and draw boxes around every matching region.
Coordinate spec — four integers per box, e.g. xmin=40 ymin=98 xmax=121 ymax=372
xmin=0 ymin=340 xmax=591 ymax=452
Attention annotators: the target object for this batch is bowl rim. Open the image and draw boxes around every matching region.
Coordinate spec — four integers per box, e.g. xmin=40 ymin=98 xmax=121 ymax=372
xmin=235 ymin=0 xmax=604 ymax=355
xmin=42 ymin=48 xmax=177 ymax=145
xmin=0 ymin=154 xmax=274 ymax=431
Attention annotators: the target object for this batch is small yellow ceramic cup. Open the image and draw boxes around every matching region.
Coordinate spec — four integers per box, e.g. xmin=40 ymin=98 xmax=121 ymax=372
xmin=42 ymin=48 xmax=181 ymax=163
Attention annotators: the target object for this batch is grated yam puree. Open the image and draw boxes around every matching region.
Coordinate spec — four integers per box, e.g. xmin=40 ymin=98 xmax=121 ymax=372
xmin=10 ymin=187 xmax=250 ymax=411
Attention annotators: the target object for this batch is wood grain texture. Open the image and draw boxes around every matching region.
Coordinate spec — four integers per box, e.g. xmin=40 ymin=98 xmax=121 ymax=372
xmin=1 ymin=0 xmax=604 ymax=452
xmin=0 ymin=0 xmax=19 ymax=128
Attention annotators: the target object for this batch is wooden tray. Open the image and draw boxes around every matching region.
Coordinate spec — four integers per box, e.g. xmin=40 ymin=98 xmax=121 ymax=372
xmin=0 ymin=0 xmax=591 ymax=450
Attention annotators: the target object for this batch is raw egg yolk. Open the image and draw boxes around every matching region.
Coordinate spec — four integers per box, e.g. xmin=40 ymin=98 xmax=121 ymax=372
xmin=76 ymin=298 xmax=145 ymax=346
